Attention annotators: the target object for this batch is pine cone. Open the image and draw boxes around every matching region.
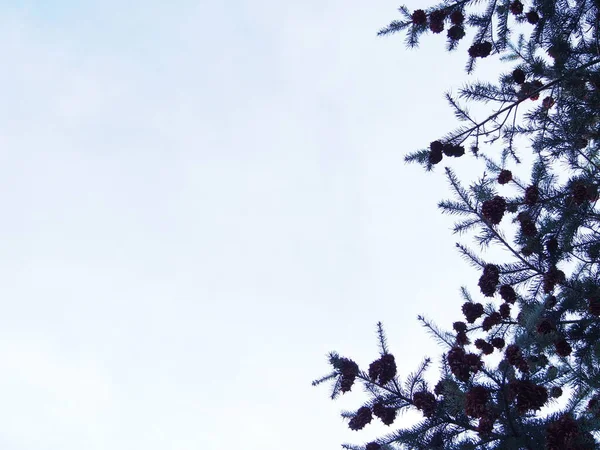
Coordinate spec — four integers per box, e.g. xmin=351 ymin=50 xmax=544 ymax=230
xmin=477 ymin=415 xmax=495 ymax=434
xmin=378 ymin=354 xmax=397 ymax=384
xmin=348 ymin=406 xmax=372 ymax=430
xmin=465 ymin=385 xmax=489 ymax=418
xmin=337 ymin=358 xmax=359 ymax=392
xmin=413 ymin=391 xmax=437 ymax=417
xmin=411 ymin=9 xmax=427 ymax=25
xmin=555 ymin=339 xmax=572 ymax=357
xmin=499 ymin=284 xmax=517 ymax=304
xmin=456 ymin=331 xmax=470 ymax=346
xmin=465 ymin=352 xmax=483 ymax=373
xmin=524 ymin=185 xmax=540 ymax=205
xmin=447 ymin=25 xmax=465 ymax=41
xmin=506 ymin=344 xmax=526 ymax=369
xmin=453 ymin=321 xmax=467 ymax=332
xmin=468 ymin=42 xmax=492 ymax=58
xmin=462 ymin=302 xmax=485 ymax=323
xmin=512 ymin=68 xmax=526 ymax=84
xmin=498 ymin=169 xmax=513 ymax=184
xmin=509 ymin=0 xmax=524 ymax=15
xmin=572 ymin=181 xmax=588 ymax=205
xmin=450 ymin=10 xmax=464 ymax=25
xmin=368 ymin=359 xmax=382 ymax=381
xmin=509 ymin=379 xmax=548 ymax=414
xmin=537 ymin=318 xmax=555 ymax=335
xmin=543 ymin=266 xmax=565 ymax=293
xmin=551 ymin=387 xmax=563 ymax=398
xmin=366 ymin=443 xmax=381 ymax=450
xmin=448 ymin=347 xmax=471 ymax=381
xmin=429 ymin=141 xmax=444 ymax=165
xmin=521 ymin=218 xmax=538 ymax=237
xmin=429 ymin=10 xmax=446 ymax=33
xmin=526 ymin=10 xmax=540 ymax=24
xmin=338 ymin=358 xmax=359 ymax=379
xmin=499 ymin=303 xmax=511 ymax=319
xmin=482 ymin=196 xmax=507 ymax=225
xmin=542 ymin=96 xmax=555 ymax=109
xmin=546 ymin=415 xmax=580 ymax=450
xmin=482 ymin=312 xmax=502 ymax=331
xmin=492 ymin=337 xmax=505 ymax=349
xmin=546 ymin=237 xmax=559 ymax=255
xmin=475 ymin=339 xmax=495 ymax=354
xmin=368 ymin=354 xmax=397 ymax=385
xmin=373 ymin=403 xmax=397 ymax=425
xmin=478 ymin=264 xmax=500 ymax=296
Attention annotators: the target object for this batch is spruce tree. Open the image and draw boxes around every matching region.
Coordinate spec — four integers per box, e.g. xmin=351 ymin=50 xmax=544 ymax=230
xmin=314 ymin=1 xmax=600 ymax=448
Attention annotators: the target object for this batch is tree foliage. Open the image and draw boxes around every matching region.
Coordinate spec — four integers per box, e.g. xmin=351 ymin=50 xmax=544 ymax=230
xmin=314 ymin=1 xmax=600 ymax=448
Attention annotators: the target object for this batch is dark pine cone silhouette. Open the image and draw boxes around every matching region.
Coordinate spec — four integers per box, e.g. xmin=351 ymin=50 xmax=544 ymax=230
xmin=337 ymin=358 xmax=359 ymax=392
xmin=340 ymin=377 xmax=354 ymax=392
xmin=468 ymin=41 xmax=492 ymax=58
xmin=572 ymin=181 xmax=588 ymax=205
xmin=373 ymin=403 xmax=397 ymax=425
xmin=366 ymin=443 xmax=381 ymax=450
xmin=465 ymin=385 xmax=490 ymax=418
xmin=512 ymin=68 xmax=525 ymax=84
xmin=429 ymin=141 xmax=444 ymax=165
xmin=456 ymin=331 xmax=470 ymax=346
xmin=429 ymin=10 xmax=446 ymax=33
xmin=453 ymin=321 xmax=467 ymax=332
xmin=368 ymin=359 xmax=381 ymax=381
xmin=546 ymin=236 xmax=559 ymax=255
xmin=505 ymin=344 xmax=528 ymax=372
xmin=448 ymin=347 xmax=482 ymax=382
xmin=348 ymin=406 xmax=372 ymax=430
xmin=526 ymin=10 xmax=540 ymax=24
xmin=482 ymin=312 xmax=502 ymax=331
xmin=520 ymin=218 xmax=537 ymax=237
xmin=411 ymin=9 xmax=427 ymax=25
xmin=499 ymin=302 xmax=511 ymax=319
xmin=413 ymin=391 xmax=437 ymax=418
xmin=448 ymin=347 xmax=469 ymax=381
xmin=462 ymin=302 xmax=484 ymax=323
xmin=524 ymin=185 xmax=539 ymax=205
xmin=498 ymin=169 xmax=513 ymax=184
xmin=543 ymin=266 xmax=565 ymax=293
xmin=450 ymin=10 xmax=464 ymax=25
xmin=369 ymin=354 xmax=397 ymax=385
xmin=509 ymin=379 xmax=548 ymax=414
xmin=491 ymin=337 xmax=505 ymax=349
xmin=517 ymin=212 xmax=537 ymax=237
xmin=499 ymin=284 xmax=517 ymax=304
xmin=537 ymin=318 xmax=555 ymax=335
xmin=447 ymin=25 xmax=465 ymax=41
xmin=478 ymin=415 xmax=495 ymax=434
xmin=481 ymin=196 xmax=506 ymax=225
xmin=478 ymin=264 xmax=500 ymax=296
xmin=546 ymin=415 xmax=582 ymax=450
xmin=551 ymin=387 xmax=563 ymax=398
xmin=509 ymin=0 xmax=524 ymax=15
xmin=475 ymin=339 xmax=494 ymax=355
xmin=555 ymin=339 xmax=572 ymax=357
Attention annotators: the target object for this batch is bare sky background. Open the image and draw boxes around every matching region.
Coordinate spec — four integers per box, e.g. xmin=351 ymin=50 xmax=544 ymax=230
xmin=0 ymin=1 xmax=507 ymax=449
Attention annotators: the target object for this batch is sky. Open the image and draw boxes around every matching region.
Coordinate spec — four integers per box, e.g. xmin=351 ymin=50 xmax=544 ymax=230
xmin=0 ymin=1 xmax=509 ymax=449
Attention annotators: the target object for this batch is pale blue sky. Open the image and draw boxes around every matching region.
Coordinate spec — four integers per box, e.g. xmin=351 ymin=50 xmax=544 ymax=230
xmin=0 ymin=1 xmax=498 ymax=449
